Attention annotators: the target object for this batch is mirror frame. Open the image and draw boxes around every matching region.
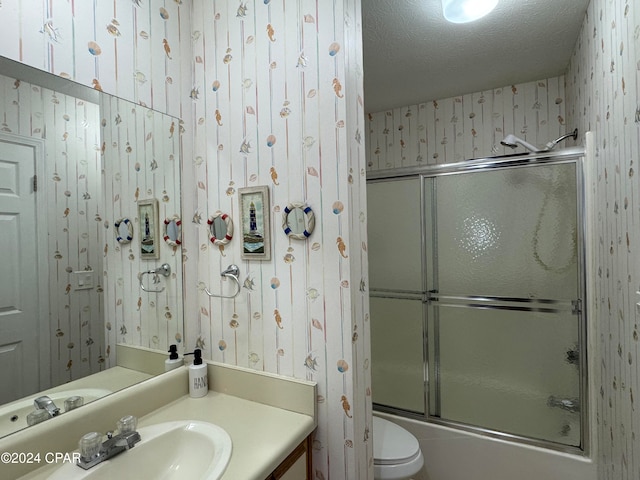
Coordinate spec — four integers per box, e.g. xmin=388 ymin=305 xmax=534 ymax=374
xmin=282 ymin=202 xmax=315 ymax=240
xmin=114 ymin=217 xmax=134 ymax=244
xmin=163 ymin=214 xmax=182 ymax=248
xmin=207 ymin=211 xmax=234 ymax=246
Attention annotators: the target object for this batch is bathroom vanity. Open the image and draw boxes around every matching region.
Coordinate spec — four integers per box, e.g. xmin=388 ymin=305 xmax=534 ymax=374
xmin=0 ymin=360 xmax=317 ymax=480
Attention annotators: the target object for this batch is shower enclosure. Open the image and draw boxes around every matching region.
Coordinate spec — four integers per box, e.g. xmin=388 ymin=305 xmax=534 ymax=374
xmin=368 ymin=148 xmax=587 ymax=452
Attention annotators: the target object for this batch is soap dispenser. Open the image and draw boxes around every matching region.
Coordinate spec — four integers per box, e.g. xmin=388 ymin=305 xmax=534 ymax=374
xmin=187 ymin=348 xmax=208 ymax=398
xmin=165 ymin=344 xmax=183 ymax=372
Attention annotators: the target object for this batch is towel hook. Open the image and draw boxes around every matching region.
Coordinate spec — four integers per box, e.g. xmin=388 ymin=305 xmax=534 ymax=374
xmin=139 ymin=263 xmax=171 ymax=293
xmin=204 ymin=264 xmax=241 ymax=299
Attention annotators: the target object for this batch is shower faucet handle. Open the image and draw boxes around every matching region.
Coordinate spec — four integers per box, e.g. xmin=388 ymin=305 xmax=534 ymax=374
xmin=565 ymin=347 xmax=579 ymax=366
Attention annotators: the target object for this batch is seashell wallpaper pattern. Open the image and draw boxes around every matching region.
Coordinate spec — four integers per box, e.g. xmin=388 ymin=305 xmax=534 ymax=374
xmin=0 ymin=72 xmax=105 ymax=387
xmin=3 ymin=0 xmax=632 ymax=477
xmin=565 ymin=0 xmax=640 ymax=477
xmin=100 ymin=96 xmax=183 ymax=367
xmin=0 ymin=0 xmax=190 ymax=119
xmin=366 ymin=1 xmax=640 ymax=478
xmin=366 ymin=76 xmax=568 ymax=171
xmin=188 ymin=1 xmax=371 ymax=477
xmin=0 ymin=0 xmax=371 ymax=477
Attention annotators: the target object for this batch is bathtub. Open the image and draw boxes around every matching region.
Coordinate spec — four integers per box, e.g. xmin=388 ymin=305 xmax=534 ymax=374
xmin=374 ymin=412 xmax=596 ymax=480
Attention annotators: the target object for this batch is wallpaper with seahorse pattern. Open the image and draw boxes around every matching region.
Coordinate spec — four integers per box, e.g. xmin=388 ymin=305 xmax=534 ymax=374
xmin=366 ymin=76 xmax=568 ymax=170
xmin=188 ymin=1 xmax=371 ymax=477
xmin=0 ymin=0 xmax=190 ymax=120
xmin=0 ymin=72 xmax=105 ymax=388
xmin=0 ymin=0 xmax=371 ymax=478
xmin=5 ymin=0 xmax=636 ymax=477
xmin=566 ymin=0 xmax=640 ymax=478
xmin=100 ymin=95 xmax=183 ymax=368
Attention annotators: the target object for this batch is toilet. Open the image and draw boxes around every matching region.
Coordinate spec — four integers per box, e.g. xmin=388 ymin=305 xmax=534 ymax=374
xmin=373 ymin=415 xmax=424 ymax=480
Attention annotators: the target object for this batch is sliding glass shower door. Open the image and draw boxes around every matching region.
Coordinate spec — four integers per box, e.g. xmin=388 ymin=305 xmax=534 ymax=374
xmin=368 ymin=177 xmax=426 ymax=414
xmin=368 ymin=154 xmax=586 ymax=451
xmin=425 ymin=161 xmax=583 ymax=448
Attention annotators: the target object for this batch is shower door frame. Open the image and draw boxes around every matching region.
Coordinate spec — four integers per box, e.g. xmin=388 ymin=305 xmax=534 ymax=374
xmin=368 ymin=147 xmax=589 ymax=456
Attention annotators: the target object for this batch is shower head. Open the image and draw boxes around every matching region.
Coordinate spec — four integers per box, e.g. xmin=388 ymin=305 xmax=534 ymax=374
xmin=500 ymin=134 xmax=540 ymax=153
xmin=500 ymin=128 xmax=579 ymax=153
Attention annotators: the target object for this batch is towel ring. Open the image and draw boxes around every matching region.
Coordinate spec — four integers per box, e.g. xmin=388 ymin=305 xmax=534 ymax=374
xmin=204 ymin=265 xmax=241 ymax=299
xmin=139 ymin=263 xmax=171 ymax=293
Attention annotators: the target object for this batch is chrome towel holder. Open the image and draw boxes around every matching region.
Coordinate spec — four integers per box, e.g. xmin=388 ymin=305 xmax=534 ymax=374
xmin=139 ymin=263 xmax=171 ymax=293
xmin=204 ymin=264 xmax=241 ymax=299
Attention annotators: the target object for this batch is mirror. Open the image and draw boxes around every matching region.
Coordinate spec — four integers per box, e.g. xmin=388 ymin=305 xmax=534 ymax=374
xmin=208 ymin=211 xmax=234 ymax=246
xmin=114 ymin=218 xmax=134 ymax=244
xmin=0 ymin=55 xmax=183 ymax=438
xmin=163 ymin=215 xmax=182 ymax=248
xmin=282 ymin=202 xmax=315 ymax=240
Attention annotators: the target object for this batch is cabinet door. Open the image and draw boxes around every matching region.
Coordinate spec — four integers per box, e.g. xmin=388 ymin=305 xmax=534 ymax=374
xmin=269 ymin=439 xmax=310 ymax=480
xmin=278 ymin=453 xmax=307 ymax=480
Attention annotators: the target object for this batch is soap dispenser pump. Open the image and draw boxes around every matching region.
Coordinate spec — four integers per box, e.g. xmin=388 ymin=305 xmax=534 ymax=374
xmin=165 ymin=344 xmax=183 ymax=372
xmin=187 ymin=348 xmax=208 ymax=398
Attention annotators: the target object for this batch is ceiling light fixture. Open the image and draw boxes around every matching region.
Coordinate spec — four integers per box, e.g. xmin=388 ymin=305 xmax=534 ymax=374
xmin=441 ymin=0 xmax=499 ymax=24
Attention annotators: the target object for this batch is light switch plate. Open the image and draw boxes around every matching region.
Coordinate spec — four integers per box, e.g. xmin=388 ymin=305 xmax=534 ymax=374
xmin=72 ymin=271 xmax=94 ymax=290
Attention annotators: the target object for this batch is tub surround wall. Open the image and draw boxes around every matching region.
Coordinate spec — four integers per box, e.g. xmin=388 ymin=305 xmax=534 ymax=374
xmin=565 ymin=0 xmax=640 ymax=478
xmin=366 ymin=76 xmax=568 ymax=171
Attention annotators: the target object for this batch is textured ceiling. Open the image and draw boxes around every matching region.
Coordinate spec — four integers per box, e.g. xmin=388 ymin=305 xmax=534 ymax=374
xmin=362 ymin=0 xmax=591 ymax=112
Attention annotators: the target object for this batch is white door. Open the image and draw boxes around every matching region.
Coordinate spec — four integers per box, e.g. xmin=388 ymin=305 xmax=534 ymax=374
xmin=0 ymin=134 xmax=43 ymax=404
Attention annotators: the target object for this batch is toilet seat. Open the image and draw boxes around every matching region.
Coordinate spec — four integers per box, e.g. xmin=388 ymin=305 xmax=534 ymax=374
xmin=373 ymin=415 xmax=421 ymax=465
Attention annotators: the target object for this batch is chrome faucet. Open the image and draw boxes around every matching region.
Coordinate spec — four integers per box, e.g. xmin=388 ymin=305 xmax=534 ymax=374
xmin=77 ymin=415 xmax=141 ymax=470
xmin=33 ymin=396 xmax=60 ymax=418
xmin=547 ymin=395 xmax=580 ymax=413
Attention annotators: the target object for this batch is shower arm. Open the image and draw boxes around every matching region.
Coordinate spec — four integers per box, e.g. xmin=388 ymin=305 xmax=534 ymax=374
xmin=543 ymin=128 xmax=578 ymax=151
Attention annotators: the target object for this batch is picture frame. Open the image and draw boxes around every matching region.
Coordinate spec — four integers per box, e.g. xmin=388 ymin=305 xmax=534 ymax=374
xmin=138 ymin=198 xmax=160 ymax=259
xmin=238 ymin=186 xmax=271 ymax=261
xmin=282 ymin=202 xmax=315 ymax=240
xmin=163 ymin=214 xmax=182 ymax=248
xmin=207 ymin=211 xmax=234 ymax=247
xmin=114 ymin=217 xmax=134 ymax=244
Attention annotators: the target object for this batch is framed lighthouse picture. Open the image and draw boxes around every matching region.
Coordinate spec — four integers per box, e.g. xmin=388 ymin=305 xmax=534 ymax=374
xmin=138 ymin=198 xmax=160 ymax=259
xmin=239 ymin=186 xmax=271 ymax=261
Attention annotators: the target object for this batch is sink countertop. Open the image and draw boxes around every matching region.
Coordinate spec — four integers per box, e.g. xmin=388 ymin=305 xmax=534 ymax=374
xmin=11 ymin=363 xmax=317 ymax=480
xmin=136 ymin=391 xmax=315 ymax=480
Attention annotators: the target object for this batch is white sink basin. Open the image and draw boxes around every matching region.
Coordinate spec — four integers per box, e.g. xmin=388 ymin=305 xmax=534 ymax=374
xmin=48 ymin=420 xmax=233 ymax=480
xmin=0 ymin=389 xmax=112 ymax=437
